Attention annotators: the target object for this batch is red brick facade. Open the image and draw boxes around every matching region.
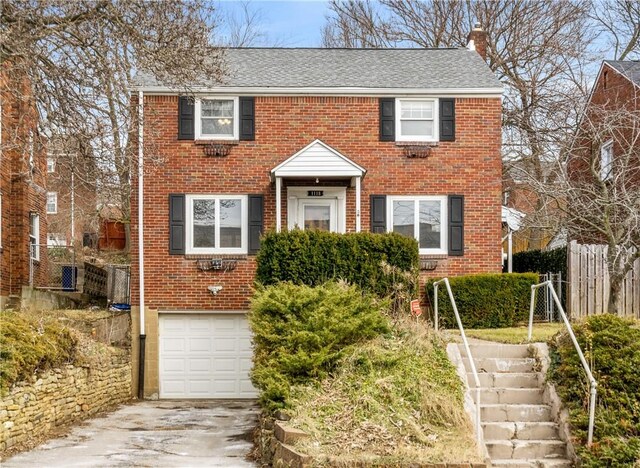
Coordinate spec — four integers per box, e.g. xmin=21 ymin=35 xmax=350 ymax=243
xmin=0 ymin=65 xmax=48 ymax=305
xmin=131 ymin=94 xmax=503 ymax=311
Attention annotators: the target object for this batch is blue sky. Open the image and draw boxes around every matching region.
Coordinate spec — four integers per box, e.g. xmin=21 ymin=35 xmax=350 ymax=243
xmin=216 ymin=1 xmax=330 ymax=47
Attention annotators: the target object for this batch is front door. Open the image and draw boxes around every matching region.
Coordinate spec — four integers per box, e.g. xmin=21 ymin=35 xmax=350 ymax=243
xmin=298 ymin=199 xmax=337 ymax=232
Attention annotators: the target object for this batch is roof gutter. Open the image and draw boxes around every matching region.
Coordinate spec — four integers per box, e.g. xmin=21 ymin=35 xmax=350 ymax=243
xmin=137 ymin=90 xmax=146 ymax=400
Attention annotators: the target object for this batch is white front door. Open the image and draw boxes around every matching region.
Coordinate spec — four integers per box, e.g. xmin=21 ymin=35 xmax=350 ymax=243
xmin=298 ymin=199 xmax=337 ymax=232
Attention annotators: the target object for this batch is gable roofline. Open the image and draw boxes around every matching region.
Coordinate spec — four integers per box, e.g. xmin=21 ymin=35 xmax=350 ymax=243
xmin=271 ymin=139 xmax=366 ymax=180
xmin=132 ymin=86 xmax=503 ymax=97
xmin=603 ymin=60 xmax=640 ymax=89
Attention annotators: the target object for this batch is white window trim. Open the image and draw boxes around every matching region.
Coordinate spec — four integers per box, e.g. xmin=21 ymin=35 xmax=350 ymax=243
xmin=47 ymin=157 xmax=56 ymax=173
xmin=600 ymin=139 xmax=613 ymax=181
xmin=395 ymin=98 xmax=439 ymax=142
xmin=30 ymin=213 xmax=40 ymax=261
xmin=185 ymin=194 xmax=247 ymax=255
xmin=194 ymin=97 xmax=239 ymax=140
xmin=387 ymin=195 xmax=448 ymax=255
xmin=46 ymin=192 xmax=58 ymax=214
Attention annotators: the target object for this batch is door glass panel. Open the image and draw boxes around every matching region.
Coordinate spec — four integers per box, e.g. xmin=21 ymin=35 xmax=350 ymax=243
xmin=193 ymin=199 xmax=216 ymax=248
xmin=220 ymin=199 xmax=242 ymax=248
xmin=419 ymin=200 xmax=441 ymax=249
xmin=304 ymin=205 xmax=331 ymax=231
xmin=393 ymin=200 xmax=415 ymax=238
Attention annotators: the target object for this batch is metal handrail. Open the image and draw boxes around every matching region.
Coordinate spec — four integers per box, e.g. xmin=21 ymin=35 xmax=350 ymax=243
xmin=528 ymin=280 xmax=597 ymax=446
xmin=433 ymin=278 xmax=482 ymax=443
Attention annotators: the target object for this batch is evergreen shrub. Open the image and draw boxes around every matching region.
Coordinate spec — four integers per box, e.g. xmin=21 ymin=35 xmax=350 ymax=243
xmin=249 ymin=281 xmax=389 ymax=412
xmin=549 ymin=314 xmax=640 ymax=467
xmin=425 ymin=273 xmax=539 ymax=328
xmin=511 ymin=246 xmax=567 ymax=277
xmin=255 ymin=230 xmax=419 ymax=299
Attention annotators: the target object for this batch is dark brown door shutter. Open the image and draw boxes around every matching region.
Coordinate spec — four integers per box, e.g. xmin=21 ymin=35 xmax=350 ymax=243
xmin=439 ymin=98 xmax=455 ymax=141
xmin=169 ymin=194 xmax=186 ymax=255
xmin=379 ymin=98 xmax=395 ymax=141
xmin=178 ymin=97 xmax=194 ymax=140
xmin=239 ymin=97 xmax=255 ymax=141
xmin=370 ymin=195 xmax=387 ymax=233
xmin=448 ymin=194 xmax=464 ymax=256
xmin=248 ymin=194 xmax=264 ymax=254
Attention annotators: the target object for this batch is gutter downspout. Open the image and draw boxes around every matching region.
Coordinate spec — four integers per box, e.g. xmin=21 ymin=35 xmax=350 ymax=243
xmin=137 ymin=91 xmax=146 ymax=400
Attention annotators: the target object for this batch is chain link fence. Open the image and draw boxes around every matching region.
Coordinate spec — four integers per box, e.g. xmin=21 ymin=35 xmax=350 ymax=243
xmin=107 ymin=264 xmax=131 ymax=307
xmin=531 ymin=272 xmax=565 ymax=322
xmin=30 ymin=244 xmax=78 ymax=291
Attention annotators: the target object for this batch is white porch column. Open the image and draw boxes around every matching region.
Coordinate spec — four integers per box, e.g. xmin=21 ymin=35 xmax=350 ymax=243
xmin=355 ymin=176 xmax=361 ymax=232
xmin=508 ymin=230 xmax=513 ymax=273
xmin=276 ymin=177 xmax=282 ymax=232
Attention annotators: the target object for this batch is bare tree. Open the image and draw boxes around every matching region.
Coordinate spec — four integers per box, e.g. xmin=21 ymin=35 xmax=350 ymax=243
xmin=1 ymin=0 xmax=225 ymax=252
xmin=591 ymin=0 xmax=640 ymax=60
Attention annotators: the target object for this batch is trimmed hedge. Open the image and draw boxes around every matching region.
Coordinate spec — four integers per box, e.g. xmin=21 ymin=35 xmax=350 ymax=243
xmin=511 ymin=246 xmax=567 ymax=277
xmin=256 ymin=230 xmax=419 ymax=298
xmin=425 ymin=273 xmax=539 ymax=328
xmin=249 ymin=281 xmax=390 ymax=412
xmin=549 ymin=315 xmax=640 ymax=467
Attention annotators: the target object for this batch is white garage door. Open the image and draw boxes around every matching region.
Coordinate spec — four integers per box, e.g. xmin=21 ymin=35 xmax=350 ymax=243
xmin=159 ymin=314 xmax=257 ymax=399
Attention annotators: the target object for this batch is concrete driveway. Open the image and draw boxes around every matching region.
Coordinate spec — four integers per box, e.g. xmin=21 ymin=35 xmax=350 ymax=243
xmin=3 ymin=400 xmax=259 ymax=467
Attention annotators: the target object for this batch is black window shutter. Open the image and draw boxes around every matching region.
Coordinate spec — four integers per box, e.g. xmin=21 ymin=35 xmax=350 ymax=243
xmin=239 ymin=97 xmax=255 ymax=141
xmin=439 ymin=98 xmax=455 ymax=141
xmin=448 ymin=194 xmax=464 ymax=256
xmin=178 ymin=97 xmax=194 ymax=140
xmin=169 ymin=194 xmax=186 ymax=255
xmin=248 ymin=194 xmax=264 ymax=254
xmin=379 ymin=98 xmax=395 ymax=141
xmin=370 ymin=195 xmax=387 ymax=233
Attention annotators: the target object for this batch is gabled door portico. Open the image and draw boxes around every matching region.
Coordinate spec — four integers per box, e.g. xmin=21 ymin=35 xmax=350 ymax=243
xmin=271 ymin=140 xmax=366 ymax=233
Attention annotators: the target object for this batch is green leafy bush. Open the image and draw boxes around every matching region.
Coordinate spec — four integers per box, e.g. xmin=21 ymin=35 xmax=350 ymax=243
xmin=0 ymin=311 xmax=78 ymax=394
xmin=425 ymin=273 xmax=538 ymax=328
xmin=511 ymin=246 xmax=567 ymax=277
xmin=249 ymin=281 xmax=390 ymax=412
xmin=549 ymin=314 xmax=640 ymax=467
xmin=256 ymin=230 xmax=419 ymax=300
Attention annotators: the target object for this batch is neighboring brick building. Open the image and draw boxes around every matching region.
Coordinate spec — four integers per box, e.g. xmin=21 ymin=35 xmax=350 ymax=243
xmin=0 ymin=64 xmax=48 ymax=309
xmin=45 ymin=137 xmax=99 ymax=248
xmin=130 ymin=35 xmax=503 ymax=398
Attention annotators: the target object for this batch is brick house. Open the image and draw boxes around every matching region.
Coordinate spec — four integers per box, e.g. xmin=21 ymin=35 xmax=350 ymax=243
xmin=0 ymin=63 xmax=48 ymax=309
xmin=45 ymin=137 xmax=99 ymax=248
xmin=130 ymin=31 xmax=503 ymax=398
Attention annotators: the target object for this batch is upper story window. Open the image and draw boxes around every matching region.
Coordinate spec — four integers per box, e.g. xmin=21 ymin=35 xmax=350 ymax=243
xmin=600 ymin=140 xmax=613 ymax=181
xmin=47 ymin=157 xmax=56 ymax=173
xmin=388 ymin=196 xmax=447 ymax=254
xmin=396 ymin=98 xmax=438 ymax=142
xmin=47 ymin=192 xmax=58 ymax=214
xmin=185 ymin=194 xmax=247 ymax=254
xmin=195 ymin=97 xmax=239 ymax=140
xmin=30 ymin=213 xmax=40 ymax=260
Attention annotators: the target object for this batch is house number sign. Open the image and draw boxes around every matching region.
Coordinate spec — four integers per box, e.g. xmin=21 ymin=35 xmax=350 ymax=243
xmin=307 ymin=190 xmax=324 ymax=197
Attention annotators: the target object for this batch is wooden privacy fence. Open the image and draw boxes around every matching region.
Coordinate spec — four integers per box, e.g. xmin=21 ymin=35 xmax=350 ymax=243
xmin=568 ymin=241 xmax=640 ymax=318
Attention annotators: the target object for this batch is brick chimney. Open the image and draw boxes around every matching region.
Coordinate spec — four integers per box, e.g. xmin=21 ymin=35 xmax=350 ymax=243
xmin=467 ymin=23 xmax=487 ymax=61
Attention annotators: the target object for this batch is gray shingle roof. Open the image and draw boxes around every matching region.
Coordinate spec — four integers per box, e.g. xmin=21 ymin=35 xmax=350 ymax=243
xmin=605 ymin=60 xmax=640 ymax=86
xmin=134 ymin=48 xmax=502 ymax=91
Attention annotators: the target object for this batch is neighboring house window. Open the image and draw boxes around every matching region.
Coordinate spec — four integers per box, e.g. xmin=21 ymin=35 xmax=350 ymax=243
xmin=30 ymin=213 xmax=40 ymax=260
xmin=47 ymin=157 xmax=56 ymax=173
xmin=396 ymin=98 xmax=438 ymax=142
xmin=185 ymin=195 xmax=247 ymax=254
xmin=388 ymin=196 xmax=447 ymax=254
xmin=600 ymin=140 xmax=613 ymax=180
xmin=47 ymin=192 xmax=58 ymax=214
xmin=28 ymin=131 xmax=35 ymax=173
xmin=195 ymin=97 xmax=239 ymax=140
xmin=47 ymin=233 xmax=67 ymax=246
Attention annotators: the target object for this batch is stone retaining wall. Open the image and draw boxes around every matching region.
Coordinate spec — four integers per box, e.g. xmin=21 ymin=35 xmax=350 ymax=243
xmin=0 ymin=351 xmax=131 ymax=452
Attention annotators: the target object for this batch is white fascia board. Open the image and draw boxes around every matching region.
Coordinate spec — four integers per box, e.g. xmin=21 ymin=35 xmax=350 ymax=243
xmin=130 ymin=85 xmax=503 ymax=97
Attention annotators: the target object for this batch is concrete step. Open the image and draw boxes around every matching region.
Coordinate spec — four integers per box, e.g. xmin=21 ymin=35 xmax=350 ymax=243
xmin=473 ymin=388 xmax=544 ymax=405
xmin=459 ymin=343 xmax=531 ymax=359
xmin=486 ymin=439 xmax=567 ymax=459
xmin=481 ymin=404 xmax=552 ymax=422
xmin=468 ymin=372 xmax=541 ymax=388
xmin=463 ymin=357 xmax=536 ymax=373
xmin=491 ymin=459 xmax=573 ymax=467
xmin=482 ymin=422 xmax=559 ymax=440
